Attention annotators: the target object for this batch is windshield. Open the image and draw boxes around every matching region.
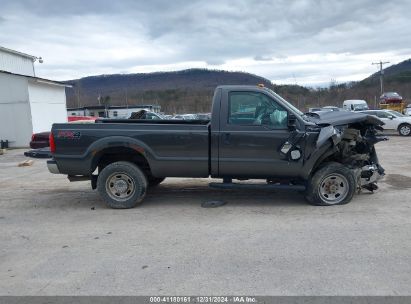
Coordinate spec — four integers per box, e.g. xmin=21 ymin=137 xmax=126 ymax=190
xmin=388 ymin=110 xmax=405 ymax=117
xmin=266 ymin=89 xmax=304 ymax=116
xmin=354 ymin=104 xmax=369 ymax=111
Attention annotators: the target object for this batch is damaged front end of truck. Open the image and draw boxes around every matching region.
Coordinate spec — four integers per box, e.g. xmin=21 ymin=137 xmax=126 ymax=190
xmin=306 ymin=111 xmax=387 ymax=192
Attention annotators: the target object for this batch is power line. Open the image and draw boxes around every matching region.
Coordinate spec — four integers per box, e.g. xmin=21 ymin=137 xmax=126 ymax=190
xmin=372 ymin=60 xmax=390 ymax=95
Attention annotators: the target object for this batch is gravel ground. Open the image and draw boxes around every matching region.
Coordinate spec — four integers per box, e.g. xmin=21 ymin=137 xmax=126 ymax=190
xmin=1 ymin=136 xmax=411 ymax=295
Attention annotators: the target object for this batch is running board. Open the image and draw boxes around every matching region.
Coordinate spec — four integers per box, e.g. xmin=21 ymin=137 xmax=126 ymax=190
xmin=209 ymin=182 xmax=306 ymax=191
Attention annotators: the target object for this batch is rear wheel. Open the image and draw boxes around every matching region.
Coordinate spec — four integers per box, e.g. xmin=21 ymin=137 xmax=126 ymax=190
xmin=305 ymin=162 xmax=356 ymax=206
xmin=398 ymin=123 xmax=411 ymax=136
xmin=97 ymin=161 xmax=147 ymax=209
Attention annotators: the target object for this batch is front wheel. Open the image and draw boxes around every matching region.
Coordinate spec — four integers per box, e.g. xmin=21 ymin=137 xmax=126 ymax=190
xmin=305 ymin=162 xmax=356 ymax=206
xmin=97 ymin=161 xmax=148 ymax=209
xmin=398 ymin=123 xmax=411 ymax=136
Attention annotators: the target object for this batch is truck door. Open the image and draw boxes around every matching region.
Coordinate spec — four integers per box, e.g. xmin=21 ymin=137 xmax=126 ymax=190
xmin=217 ymin=90 xmax=300 ymax=178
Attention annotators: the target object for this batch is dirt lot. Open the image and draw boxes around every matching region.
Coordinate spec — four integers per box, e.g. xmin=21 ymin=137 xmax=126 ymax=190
xmin=1 ymin=136 xmax=411 ymax=295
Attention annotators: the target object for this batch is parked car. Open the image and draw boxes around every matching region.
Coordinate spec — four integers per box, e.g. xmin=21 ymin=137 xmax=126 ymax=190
xmin=343 ymin=100 xmax=369 ymax=111
xmin=360 ymin=110 xmax=411 ymax=136
xmin=196 ymin=113 xmax=211 ymax=120
xmin=30 ymin=132 xmax=50 ymax=149
xmin=308 ymin=107 xmax=322 ymax=112
xmin=68 ymin=116 xmax=96 ymax=122
xmin=322 ymin=106 xmax=341 ymax=112
xmin=182 ymin=114 xmax=198 ymax=120
xmin=172 ymin=115 xmax=184 ymax=120
xmin=380 ymin=92 xmax=403 ymax=104
xmin=30 ymin=116 xmax=97 ymax=148
xmin=173 ymin=114 xmax=197 ymax=120
xmin=129 ymin=110 xmax=164 ymax=120
xmin=47 ymin=85 xmax=386 ymax=208
xmin=404 ymin=105 xmax=411 ymax=116
xmin=379 ymin=92 xmax=406 ymax=113
xmin=24 ymin=147 xmax=52 ymax=159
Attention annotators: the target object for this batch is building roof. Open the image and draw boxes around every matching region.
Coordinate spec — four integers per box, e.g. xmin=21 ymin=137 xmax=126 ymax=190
xmin=0 ymin=45 xmax=37 ymax=60
xmin=0 ymin=69 xmax=72 ymax=87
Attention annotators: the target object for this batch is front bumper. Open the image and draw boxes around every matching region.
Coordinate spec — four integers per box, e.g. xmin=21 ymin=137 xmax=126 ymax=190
xmin=47 ymin=160 xmax=60 ymax=174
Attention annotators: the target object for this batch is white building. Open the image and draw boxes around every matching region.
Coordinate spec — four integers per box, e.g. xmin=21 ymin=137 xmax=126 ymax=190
xmin=67 ymin=105 xmax=161 ymax=119
xmin=0 ymin=46 xmax=71 ymax=147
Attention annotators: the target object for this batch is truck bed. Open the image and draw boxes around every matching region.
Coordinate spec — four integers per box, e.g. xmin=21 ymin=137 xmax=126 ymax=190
xmin=52 ymin=121 xmax=210 ymax=177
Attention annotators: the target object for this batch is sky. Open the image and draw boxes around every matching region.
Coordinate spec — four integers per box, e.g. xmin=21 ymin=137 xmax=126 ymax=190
xmin=1 ymin=0 xmax=411 ymax=87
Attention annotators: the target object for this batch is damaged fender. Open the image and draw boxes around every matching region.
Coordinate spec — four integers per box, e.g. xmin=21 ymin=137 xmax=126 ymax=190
xmin=303 ymin=111 xmax=387 ymax=190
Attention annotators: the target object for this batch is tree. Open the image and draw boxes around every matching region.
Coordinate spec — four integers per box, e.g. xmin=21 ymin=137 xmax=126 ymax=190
xmin=101 ymin=95 xmax=111 ymax=107
xmin=99 ymin=95 xmax=111 ymax=117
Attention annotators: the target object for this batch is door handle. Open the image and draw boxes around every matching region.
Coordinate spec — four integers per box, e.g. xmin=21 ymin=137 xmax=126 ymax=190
xmin=223 ymin=133 xmax=231 ymax=144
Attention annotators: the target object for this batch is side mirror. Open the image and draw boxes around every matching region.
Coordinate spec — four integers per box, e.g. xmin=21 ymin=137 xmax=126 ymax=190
xmin=388 ymin=115 xmax=394 ymax=120
xmin=288 ymin=113 xmax=297 ymax=130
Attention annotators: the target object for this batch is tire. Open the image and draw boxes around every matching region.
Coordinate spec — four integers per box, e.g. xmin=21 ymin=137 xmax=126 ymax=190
xmin=398 ymin=123 xmax=411 ymax=136
xmin=305 ymin=162 xmax=356 ymax=206
xmin=148 ymin=177 xmax=165 ymax=187
xmin=97 ymin=161 xmax=147 ymax=209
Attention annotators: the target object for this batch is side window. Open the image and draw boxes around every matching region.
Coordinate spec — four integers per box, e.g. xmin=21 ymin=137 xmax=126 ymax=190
xmin=113 ymin=111 xmax=118 ymax=117
xmin=228 ymin=92 xmax=288 ymax=128
xmin=376 ymin=111 xmax=389 ymax=118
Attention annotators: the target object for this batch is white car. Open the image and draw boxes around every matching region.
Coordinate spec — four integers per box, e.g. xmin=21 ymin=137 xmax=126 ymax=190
xmin=404 ymin=107 xmax=411 ymax=116
xmin=173 ymin=114 xmax=197 ymax=120
xmin=343 ymin=99 xmax=369 ymax=111
xmin=361 ymin=110 xmax=411 ymax=136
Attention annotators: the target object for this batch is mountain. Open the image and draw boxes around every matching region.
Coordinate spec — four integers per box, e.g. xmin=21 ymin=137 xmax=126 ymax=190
xmin=65 ymin=69 xmax=277 ymax=113
xmin=327 ymin=59 xmax=411 ymax=107
xmin=368 ymin=59 xmax=411 ymax=79
xmin=65 ymin=61 xmax=411 ymax=114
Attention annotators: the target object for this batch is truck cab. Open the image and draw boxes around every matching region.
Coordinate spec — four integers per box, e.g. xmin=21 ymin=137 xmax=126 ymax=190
xmin=209 ymin=86 xmax=306 ymax=179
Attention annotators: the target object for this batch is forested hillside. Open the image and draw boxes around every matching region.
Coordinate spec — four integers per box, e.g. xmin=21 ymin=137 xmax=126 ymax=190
xmin=65 ymin=60 xmax=411 ymax=113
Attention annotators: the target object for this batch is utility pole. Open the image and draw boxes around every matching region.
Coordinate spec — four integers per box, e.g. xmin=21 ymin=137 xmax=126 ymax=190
xmin=372 ymin=61 xmax=390 ymax=95
xmin=125 ymin=87 xmax=128 ymax=108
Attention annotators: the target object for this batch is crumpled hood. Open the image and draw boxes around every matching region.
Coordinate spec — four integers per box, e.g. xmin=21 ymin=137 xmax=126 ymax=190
xmin=306 ymin=111 xmax=384 ymax=127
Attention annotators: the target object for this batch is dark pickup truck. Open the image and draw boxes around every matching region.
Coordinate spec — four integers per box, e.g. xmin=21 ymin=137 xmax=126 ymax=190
xmin=48 ymin=85 xmax=386 ymax=208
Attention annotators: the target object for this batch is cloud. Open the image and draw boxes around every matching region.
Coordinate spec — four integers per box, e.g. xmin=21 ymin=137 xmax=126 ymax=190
xmin=254 ymin=55 xmax=273 ymax=62
xmin=0 ymin=0 xmax=410 ymax=85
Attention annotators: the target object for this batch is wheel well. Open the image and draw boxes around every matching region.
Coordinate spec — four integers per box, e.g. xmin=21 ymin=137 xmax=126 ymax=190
xmin=398 ymin=122 xmax=411 ymax=130
xmin=93 ymin=147 xmax=151 ymax=176
xmin=310 ymin=149 xmax=339 ymax=176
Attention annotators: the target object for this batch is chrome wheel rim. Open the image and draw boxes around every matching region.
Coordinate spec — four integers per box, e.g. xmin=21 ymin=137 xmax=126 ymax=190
xmin=318 ymin=173 xmax=349 ymax=204
xmin=106 ymin=172 xmax=135 ymax=201
xmin=400 ymin=125 xmax=411 ymax=136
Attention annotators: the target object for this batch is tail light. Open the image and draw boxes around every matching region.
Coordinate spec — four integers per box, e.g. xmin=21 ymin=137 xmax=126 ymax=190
xmin=31 ymin=134 xmax=35 ymax=141
xmin=49 ymin=132 xmax=56 ymax=153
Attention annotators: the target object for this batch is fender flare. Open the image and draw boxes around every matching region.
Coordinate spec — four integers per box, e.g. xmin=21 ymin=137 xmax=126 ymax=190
xmin=87 ymin=136 xmax=157 ymax=173
xmin=301 ymin=140 xmax=337 ymax=179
